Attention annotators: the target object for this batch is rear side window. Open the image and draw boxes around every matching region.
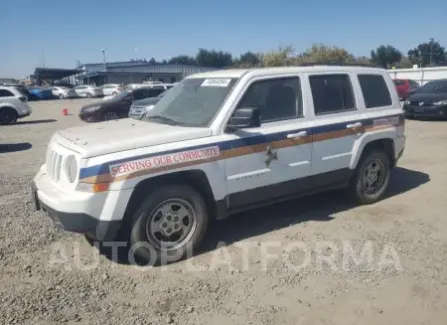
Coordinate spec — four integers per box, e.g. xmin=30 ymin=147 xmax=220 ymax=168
xmin=309 ymin=74 xmax=355 ymax=115
xmin=0 ymin=89 xmax=14 ymax=97
xmin=393 ymin=79 xmax=405 ymax=86
xmin=358 ymin=74 xmax=392 ymax=108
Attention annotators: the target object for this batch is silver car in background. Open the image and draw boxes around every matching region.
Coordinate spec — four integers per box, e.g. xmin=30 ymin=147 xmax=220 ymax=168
xmin=101 ymin=84 xmax=123 ymax=96
xmin=51 ymin=86 xmax=77 ymax=99
xmin=74 ymin=85 xmax=103 ymax=98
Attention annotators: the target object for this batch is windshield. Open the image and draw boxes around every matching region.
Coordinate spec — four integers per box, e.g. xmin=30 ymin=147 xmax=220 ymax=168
xmin=416 ymin=80 xmax=446 ymax=94
xmin=112 ymin=90 xmax=131 ymax=100
xmin=143 ymin=77 xmax=238 ymax=127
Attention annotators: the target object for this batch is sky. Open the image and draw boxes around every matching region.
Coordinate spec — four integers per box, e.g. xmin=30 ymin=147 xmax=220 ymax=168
xmin=1 ymin=0 xmax=446 ymax=78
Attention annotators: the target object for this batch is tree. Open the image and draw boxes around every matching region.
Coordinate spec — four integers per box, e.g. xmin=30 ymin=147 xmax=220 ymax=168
xmin=394 ymin=56 xmax=413 ymax=69
xmin=195 ymin=49 xmax=233 ymax=67
xmin=408 ymin=40 xmax=446 ymax=67
xmin=149 ymin=57 xmax=157 ymax=64
xmin=168 ymin=55 xmax=196 ymax=65
xmin=296 ymin=43 xmax=355 ymax=65
xmin=261 ymin=46 xmax=296 ymax=67
xmin=236 ymin=51 xmax=261 ymax=67
xmin=370 ymin=45 xmax=402 ymax=68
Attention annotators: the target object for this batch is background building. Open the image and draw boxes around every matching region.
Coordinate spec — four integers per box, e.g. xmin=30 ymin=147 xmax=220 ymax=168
xmin=71 ymin=61 xmax=218 ymax=86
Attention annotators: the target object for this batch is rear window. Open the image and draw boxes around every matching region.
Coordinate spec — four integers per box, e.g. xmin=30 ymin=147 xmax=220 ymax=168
xmin=358 ymin=74 xmax=392 ymax=108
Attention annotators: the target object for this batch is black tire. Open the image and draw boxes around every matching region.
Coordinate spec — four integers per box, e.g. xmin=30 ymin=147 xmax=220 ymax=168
xmin=112 ymin=92 xmax=118 ymax=95
xmin=58 ymin=94 xmax=65 ymax=99
xmin=102 ymin=111 xmax=120 ymax=121
xmin=130 ymin=185 xmax=208 ymax=265
xmin=0 ymin=107 xmax=18 ymax=125
xmin=348 ymin=150 xmax=390 ymax=205
xmin=86 ymin=93 xmax=92 ymax=98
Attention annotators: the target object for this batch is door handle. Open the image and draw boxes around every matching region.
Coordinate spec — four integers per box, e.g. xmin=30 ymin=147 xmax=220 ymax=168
xmin=346 ymin=122 xmax=362 ymax=129
xmin=287 ymin=131 xmax=307 ymax=139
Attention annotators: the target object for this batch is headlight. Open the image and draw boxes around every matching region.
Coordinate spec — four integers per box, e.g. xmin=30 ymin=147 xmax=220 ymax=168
xmin=404 ymin=100 xmax=410 ymax=105
xmin=145 ymin=105 xmax=155 ymax=112
xmin=83 ymin=106 xmax=101 ymax=112
xmin=434 ymin=100 xmax=447 ymax=106
xmin=65 ymin=155 xmax=78 ymax=183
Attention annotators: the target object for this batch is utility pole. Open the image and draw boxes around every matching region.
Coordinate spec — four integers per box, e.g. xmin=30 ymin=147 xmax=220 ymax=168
xmin=429 ymin=38 xmax=434 ymax=66
xmin=101 ymin=49 xmax=107 ymax=84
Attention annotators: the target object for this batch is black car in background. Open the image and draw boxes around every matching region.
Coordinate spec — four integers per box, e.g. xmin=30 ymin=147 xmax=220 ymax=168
xmin=403 ymin=79 xmax=447 ymax=119
xmin=79 ymin=86 xmax=165 ymax=122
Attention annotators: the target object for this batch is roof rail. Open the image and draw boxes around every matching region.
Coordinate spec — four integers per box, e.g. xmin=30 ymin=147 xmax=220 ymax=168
xmin=297 ymin=62 xmax=382 ymax=68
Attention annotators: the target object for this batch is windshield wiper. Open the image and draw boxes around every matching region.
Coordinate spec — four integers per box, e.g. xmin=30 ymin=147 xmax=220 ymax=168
xmin=146 ymin=115 xmax=180 ymax=125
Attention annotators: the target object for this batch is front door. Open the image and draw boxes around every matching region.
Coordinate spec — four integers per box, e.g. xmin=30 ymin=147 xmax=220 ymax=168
xmin=223 ymin=75 xmax=312 ymax=209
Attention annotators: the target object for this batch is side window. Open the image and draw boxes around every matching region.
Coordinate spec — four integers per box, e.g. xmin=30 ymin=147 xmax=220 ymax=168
xmin=309 ymin=74 xmax=355 ymax=115
xmin=0 ymin=89 xmax=14 ymax=97
xmin=147 ymin=89 xmax=163 ymax=97
xmin=132 ymin=89 xmax=145 ymax=100
xmin=237 ymin=77 xmax=302 ymax=122
xmin=358 ymin=74 xmax=392 ymax=108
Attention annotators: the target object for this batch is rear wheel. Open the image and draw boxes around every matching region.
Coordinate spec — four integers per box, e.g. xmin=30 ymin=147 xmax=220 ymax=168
xmin=129 ymin=185 xmax=208 ymax=265
xmin=112 ymin=91 xmax=118 ymax=95
xmin=348 ymin=150 xmax=390 ymax=205
xmin=58 ymin=94 xmax=65 ymax=99
xmin=86 ymin=93 xmax=92 ymax=98
xmin=103 ymin=111 xmax=120 ymax=121
xmin=0 ymin=107 xmax=18 ymax=125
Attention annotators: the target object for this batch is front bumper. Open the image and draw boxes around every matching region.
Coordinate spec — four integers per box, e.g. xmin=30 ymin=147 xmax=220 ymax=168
xmin=404 ymin=104 xmax=447 ymax=118
xmin=32 ymin=166 xmax=133 ymax=241
xmin=18 ymin=111 xmax=31 ymax=118
xmin=79 ymin=110 xmax=102 ymax=122
xmin=31 ymin=181 xmax=121 ymax=241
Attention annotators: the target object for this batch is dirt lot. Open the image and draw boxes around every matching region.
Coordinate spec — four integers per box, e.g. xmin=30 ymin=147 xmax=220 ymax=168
xmin=0 ymin=99 xmax=446 ymax=325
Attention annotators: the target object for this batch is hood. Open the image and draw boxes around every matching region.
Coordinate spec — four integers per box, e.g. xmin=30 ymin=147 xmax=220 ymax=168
xmin=133 ymin=96 xmax=161 ymax=106
xmin=408 ymin=92 xmax=447 ymax=102
xmin=55 ymin=118 xmax=212 ymax=158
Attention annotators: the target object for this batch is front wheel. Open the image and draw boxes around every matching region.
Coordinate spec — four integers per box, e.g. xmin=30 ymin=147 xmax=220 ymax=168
xmin=102 ymin=111 xmax=120 ymax=121
xmin=86 ymin=93 xmax=92 ymax=98
xmin=130 ymin=185 xmax=208 ymax=265
xmin=348 ymin=150 xmax=390 ymax=205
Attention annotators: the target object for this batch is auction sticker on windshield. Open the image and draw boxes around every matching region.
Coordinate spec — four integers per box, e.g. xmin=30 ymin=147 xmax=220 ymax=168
xmin=109 ymin=146 xmax=220 ymax=177
xmin=201 ymin=79 xmax=231 ymax=87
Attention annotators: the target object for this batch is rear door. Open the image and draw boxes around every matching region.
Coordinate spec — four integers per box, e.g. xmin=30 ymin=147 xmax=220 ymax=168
xmin=223 ymin=75 xmax=313 ymax=208
xmin=306 ymin=73 xmax=361 ymax=185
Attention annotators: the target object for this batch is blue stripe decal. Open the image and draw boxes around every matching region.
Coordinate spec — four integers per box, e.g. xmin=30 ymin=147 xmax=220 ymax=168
xmin=79 ymin=114 xmax=401 ymax=180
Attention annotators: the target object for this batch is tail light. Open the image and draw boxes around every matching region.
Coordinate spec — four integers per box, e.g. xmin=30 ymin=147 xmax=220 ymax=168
xmin=19 ymin=96 xmax=28 ymax=102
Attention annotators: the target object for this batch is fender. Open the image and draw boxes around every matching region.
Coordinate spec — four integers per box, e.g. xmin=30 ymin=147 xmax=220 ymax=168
xmin=350 ymin=128 xmax=397 ymax=169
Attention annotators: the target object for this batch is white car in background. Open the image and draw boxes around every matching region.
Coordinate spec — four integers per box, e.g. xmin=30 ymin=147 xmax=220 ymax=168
xmin=51 ymin=86 xmax=77 ymax=99
xmin=101 ymin=84 xmax=123 ymax=96
xmin=74 ymin=85 xmax=103 ymax=98
xmin=0 ymin=86 xmax=32 ymax=124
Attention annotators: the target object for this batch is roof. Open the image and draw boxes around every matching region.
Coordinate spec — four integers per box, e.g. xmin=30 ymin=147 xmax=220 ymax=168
xmin=34 ymin=67 xmax=82 ymax=80
xmin=187 ymin=65 xmax=387 ymax=79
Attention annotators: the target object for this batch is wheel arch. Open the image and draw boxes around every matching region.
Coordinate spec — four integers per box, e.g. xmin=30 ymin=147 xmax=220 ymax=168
xmin=122 ymin=169 xmax=219 ymax=226
xmin=351 ymin=134 xmax=396 ymax=170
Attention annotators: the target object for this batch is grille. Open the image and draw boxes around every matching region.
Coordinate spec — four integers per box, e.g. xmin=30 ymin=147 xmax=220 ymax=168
xmin=130 ymin=105 xmax=146 ymax=113
xmin=46 ymin=148 xmax=63 ymax=182
xmin=410 ymin=101 xmax=433 ymax=107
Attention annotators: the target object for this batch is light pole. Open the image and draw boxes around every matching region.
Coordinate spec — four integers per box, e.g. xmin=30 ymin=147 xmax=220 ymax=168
xmin=101 ymin=49 xmax=107 ymax=84
xmin=429 ymin=38 xmax=434 ymax=66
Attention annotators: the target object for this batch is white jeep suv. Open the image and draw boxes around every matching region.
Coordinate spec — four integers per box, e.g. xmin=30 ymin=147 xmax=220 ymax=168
xmin=33 ymin=66 xmax=405 ymax=264
xmin=0 ymin=86 xmax=32 ymax=124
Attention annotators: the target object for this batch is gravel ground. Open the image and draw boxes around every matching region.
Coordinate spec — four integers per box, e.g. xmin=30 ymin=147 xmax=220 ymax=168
xmin=1 ymin=99 xmax=446 ymax=325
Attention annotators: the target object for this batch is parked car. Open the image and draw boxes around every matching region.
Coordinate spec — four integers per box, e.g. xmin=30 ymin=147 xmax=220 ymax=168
xmin=403 ymin=79 xmax=447 ymax=119
xmin=0 ymin=85 xmax=29 ymax=102
xmin=393 ymin=79 xmax=420 ymax=100
xmin=79 ymin=86 xmax=165 ymax=122
xmin=33 ymin=66 xmax=405 ymax=263
xmin=28 ymin=87 xmax=54 ymax=100
xmin=129 ymin=91 xmax=167 ymax=119
xmin=74 ymin=85 xmax=103 ymax=98
xmin=101 ymin=84 xmax=123 ymax=96
xmin=0 ymin=86 xmax=32 ymax=124
xmin=51 ymin=86 xmax=78 ymax=99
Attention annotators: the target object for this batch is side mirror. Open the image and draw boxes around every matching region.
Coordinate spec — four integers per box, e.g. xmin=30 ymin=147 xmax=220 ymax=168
xmin=227 ymin=107 xmax=261 ymax=131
